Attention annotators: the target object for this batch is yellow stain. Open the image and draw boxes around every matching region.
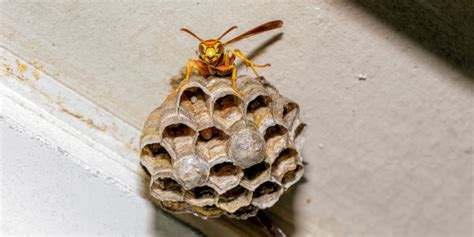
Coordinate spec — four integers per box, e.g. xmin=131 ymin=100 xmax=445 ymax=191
xmin=32 ymin=69 xmax=40 ymax=80
xmin=31 ymin=59 xmax=44 ymax=69
xmin=16 ymin=59 xmax=27 ymax=74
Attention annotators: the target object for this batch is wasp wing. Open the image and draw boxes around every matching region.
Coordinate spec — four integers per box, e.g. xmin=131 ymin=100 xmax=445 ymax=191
xmin=223 ymin=20 xmax=283 ymax=46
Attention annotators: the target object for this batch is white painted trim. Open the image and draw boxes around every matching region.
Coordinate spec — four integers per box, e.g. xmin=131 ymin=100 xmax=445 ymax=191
xmin=1 ymin=47 xmax=146 ymax=196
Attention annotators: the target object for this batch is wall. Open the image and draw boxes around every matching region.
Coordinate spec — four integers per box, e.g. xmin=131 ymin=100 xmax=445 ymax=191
xmin=1 ymin=116 xmax=200 ymax=236
xmin=1 ymin=1 xmax=472 ymax=236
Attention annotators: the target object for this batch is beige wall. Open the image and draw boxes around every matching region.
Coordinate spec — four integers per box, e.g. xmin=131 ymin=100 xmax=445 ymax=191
xmin=1 ymin=1 xmax=472 ymax=236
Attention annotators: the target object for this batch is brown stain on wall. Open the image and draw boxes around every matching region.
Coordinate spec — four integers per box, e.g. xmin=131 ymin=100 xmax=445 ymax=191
xmin=2 ymin=55 xmax=143 ymax=155
xmin=2 ymin=56 xmax=108 ymax=132
xmin=60 ymin=106 xmax=107 ymax=132
xmin=2 ymin=64 xmax=14 ymax=77
xmin=2 ymin=59 xmax=35 ymax=81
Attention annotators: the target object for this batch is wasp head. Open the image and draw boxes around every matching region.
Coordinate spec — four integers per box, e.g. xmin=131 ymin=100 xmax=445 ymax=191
xmin=181 ymin=25 xmax=238 ymax=65
xmin=198 ymin=40 xmax=224 ymax=65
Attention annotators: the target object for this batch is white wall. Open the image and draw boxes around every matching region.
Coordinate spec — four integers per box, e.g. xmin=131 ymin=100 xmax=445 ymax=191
xmin=0 ymin=116 xmax=200 ymax=236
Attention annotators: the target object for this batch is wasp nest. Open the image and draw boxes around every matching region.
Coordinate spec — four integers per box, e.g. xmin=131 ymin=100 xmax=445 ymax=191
xmin=140 ymin=75 xmax=305 ymax=219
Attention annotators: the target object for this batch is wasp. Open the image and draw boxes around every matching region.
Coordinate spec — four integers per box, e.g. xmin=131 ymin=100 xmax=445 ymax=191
xmin=178 ymin=20 xmax=283 ymax=94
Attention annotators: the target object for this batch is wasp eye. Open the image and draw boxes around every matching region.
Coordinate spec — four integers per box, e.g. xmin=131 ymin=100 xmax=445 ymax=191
xmin=198 ymin=45 xmax=205 ymax=54
xmin=216 ymin=44 xmax=224 ymax=54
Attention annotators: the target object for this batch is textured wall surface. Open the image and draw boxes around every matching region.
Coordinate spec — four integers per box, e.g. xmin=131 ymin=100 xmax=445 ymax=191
xmin=1 ymin=1 xmax=472 ymax=236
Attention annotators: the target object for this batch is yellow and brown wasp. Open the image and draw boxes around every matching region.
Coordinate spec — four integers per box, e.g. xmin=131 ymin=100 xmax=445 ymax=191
xmin=178 ymin=20 xmax=283 ymax=94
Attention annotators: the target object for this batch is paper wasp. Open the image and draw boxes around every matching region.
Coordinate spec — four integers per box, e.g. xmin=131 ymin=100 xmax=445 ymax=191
xmin=178 ymin=20 xmax=283 ymax=94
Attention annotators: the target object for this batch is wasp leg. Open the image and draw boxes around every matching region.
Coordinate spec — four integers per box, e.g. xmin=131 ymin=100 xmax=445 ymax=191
xmin=175 ymin=59 xmax=198 ymax=93
xmin=229 ymin=64 xmax=243 ymax=95
xmin=174 ymin=59 xmax=194 ymax=93
xmin=231 ymin=49 xmax=271 ymax=77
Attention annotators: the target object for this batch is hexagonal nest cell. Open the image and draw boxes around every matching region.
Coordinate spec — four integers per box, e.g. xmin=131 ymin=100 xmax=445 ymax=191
xmin=179 ymin=87 xmax=208 ymax=111
xmin=163 ymin=123 xmax=196 ymax=157
xmin=213 ymin=94 xmax=243 ymax=129
xmin=252 ymin=181 xmax=283 ymax=209
xmin=264 ymin=124 xmax=287 ymax=141
xmin=160 ymin=200 xmax=190 ymax=213
xmin=264 ymin=124 xmax=288 ymax=162
xmin=282 ymin=102 xmax=299 ymax=127
xmin=141 ymin=143 xmax=172 ymax=176
xmin=208 ymin=162 xmax=243 ymax=194
xmin=272 ymin=148 xmax=299 ymax=182
xmin=185 ymin=186 xmax=217 ymax=206
xmin=281 ymin=164 xmax=304 ymax=188
xmin=178 ymin=87 xmax=211 ymax=127
xmin=247 ymin=95 xmax=271 ymax=114
xmin=226 ymin=205 xmax=259 ymax=219
xmin=163 ymin=123 xmax=195 ymax=140
xmin=217 ymin=186 xmax=252 ymax=213
xmin=140 ymin=76 xmax=305 ymax=219
xmin=241 ymin=162 xmax=271 ymax=191
xmin=151 ymin=177 xmax=184 ymax=201
xmin=195 ymin=127 xmax=229 ymax=165
xmin=246 ymin=95 xmax=274 ymax=133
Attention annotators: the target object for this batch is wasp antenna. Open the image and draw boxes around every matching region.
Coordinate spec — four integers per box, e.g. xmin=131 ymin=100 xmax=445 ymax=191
xmin=216 ymin=26 xmax=238 ymax=41
xmin=180 ymin=28 xmax=204 ymax=42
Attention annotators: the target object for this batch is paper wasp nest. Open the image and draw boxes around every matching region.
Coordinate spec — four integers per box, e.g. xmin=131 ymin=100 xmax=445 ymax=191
xmin=140 ymin=75 xmax=305 ymax=219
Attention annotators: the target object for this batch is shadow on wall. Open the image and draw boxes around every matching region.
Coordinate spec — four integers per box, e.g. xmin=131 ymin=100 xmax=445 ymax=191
xmin=236 ymin=32 xmax=283 ymax=70
xmin=266 ymin=176 xmax=308 ymax=236
xmin=357 ymin=0 xmax=474 ymax=79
